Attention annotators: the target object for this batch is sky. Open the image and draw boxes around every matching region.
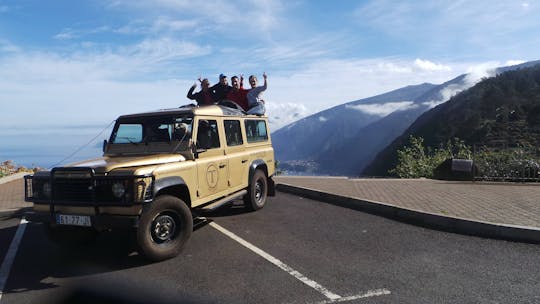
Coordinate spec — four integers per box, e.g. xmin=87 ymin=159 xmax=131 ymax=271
xmin=1 ymin=0 xmax=540 ymax=166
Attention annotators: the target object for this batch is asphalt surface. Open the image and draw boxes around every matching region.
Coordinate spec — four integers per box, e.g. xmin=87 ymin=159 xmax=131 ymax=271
xmin=1 ymin=193 xmax=539 ymax=304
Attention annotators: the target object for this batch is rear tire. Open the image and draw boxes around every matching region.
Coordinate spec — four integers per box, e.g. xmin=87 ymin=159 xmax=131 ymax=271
xmin=244 ymin=170 xmax=268 ymax=211
xmin=137 ymin=195 xmax=193 ymax=262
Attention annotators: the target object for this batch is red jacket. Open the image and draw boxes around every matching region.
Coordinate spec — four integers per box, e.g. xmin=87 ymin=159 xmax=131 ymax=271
xmin=226 ymin=88 xmax=249 ymax=111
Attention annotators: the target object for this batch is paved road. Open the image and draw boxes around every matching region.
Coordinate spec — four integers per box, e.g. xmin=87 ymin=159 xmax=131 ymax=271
xmin=1 ymin=193 xmax=539 ymax=304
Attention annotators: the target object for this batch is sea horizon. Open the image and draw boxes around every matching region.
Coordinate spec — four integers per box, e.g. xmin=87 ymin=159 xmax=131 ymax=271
xmin=1 ymin=126 xmax=110 ymax=169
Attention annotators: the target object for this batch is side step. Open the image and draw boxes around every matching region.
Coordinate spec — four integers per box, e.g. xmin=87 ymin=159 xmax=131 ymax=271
xmin=199 ymin=190 xmax=247 ymax=212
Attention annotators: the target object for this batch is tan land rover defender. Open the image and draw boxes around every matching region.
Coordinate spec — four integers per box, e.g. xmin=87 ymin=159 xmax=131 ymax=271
xmin=24 ymin=104 xmax=276 ymax=261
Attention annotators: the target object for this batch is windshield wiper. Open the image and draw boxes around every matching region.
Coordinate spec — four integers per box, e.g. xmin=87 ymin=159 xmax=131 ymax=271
xmin=116 ymin=137 xmax=140 ymax=145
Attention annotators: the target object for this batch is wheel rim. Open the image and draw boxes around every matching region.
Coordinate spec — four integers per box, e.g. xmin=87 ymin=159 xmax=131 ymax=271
xmin=255 ymin=179 xmax=264 ymax=205
xmin=151 ymin=212 xmax=178 ymax=243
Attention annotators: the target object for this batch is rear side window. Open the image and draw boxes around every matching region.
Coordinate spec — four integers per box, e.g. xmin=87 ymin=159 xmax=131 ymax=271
xmin=245 ymin=120 xmax=268 ymax=143
xmin=224 ymin=120 xmax=243 ymax=146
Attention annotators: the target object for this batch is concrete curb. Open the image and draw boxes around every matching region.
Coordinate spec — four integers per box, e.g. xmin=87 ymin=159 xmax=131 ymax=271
xmin=0 ymin=174 xmax=29 ymax=219
xmin=0 ymin=172 xmax=28 ymax=185
xmin=276 ymin=183 xmax=540 ymax=244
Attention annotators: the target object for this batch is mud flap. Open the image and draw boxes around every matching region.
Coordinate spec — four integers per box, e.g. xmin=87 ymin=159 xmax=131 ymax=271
xmin=267 ymin=177 xmax=276 ymax=197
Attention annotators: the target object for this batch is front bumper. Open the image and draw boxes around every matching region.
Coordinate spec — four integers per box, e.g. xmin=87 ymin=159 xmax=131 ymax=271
xmin=25 ymin=210 xmax=139 ymax=231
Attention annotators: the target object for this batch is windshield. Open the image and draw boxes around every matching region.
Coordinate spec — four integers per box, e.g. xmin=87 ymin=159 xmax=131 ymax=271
xmin=109 ymin=114 xmax=193 ymax=153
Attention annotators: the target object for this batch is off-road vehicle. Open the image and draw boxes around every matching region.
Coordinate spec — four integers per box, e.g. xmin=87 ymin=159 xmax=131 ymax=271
xmin=25 ymin=104 xmax=276 ymax=261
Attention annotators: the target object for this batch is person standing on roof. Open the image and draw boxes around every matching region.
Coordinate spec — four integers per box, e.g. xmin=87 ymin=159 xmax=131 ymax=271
xmin=246 ymin=72 xmax=267 ymax=115
xmin=187 ymin=78 xmax=215 ymax=106
xmin=226 ymin=75 xmax=249 ymax=111
xmin=210 ymin=74 xmax=232 ymax=103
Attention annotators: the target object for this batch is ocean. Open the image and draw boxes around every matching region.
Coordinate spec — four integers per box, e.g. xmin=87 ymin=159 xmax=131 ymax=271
xmin=0 ymin=126 xmax=111 ymax=169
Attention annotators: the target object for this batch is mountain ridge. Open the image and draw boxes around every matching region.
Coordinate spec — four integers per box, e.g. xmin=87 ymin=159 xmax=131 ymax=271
xmin=272 ymin=83 xmax=437 ymax=174
xmin=363 ymin=62 xmax=540 ymax=176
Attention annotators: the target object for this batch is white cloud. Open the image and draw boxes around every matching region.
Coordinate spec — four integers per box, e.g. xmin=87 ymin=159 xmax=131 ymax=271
xmin=346 ymin=101 xmax=417 ymax=117
xmin=127 ymin=37 xmax=211 ymax=63
xmin=422 ymin=83 xmax=465 ymax=109
xmin=464 ymin=61 xmax=499 ymax=84
xmin=54 ymin=28 xmax=78 ymax=40
xmin=266 ymin=57 xmax=465 ymax=123
xmin=54 ymin=26 xmax=111 ymax=40
xmin=107 ymin=0 xmax=286 ymax=36
xmin=0 ymin=38 xmax=211 ymax=83
xmin=421 ymin=60 xmax=509 ymax=109
xmin=414 ymin=59 xmax=452 ymax=71
xmin=266 ymin=102 xmax=309 ymax=130
xmin=505 ymin=60 xmax=526 ymax=66
xmin=377 ymin=61 xmax=412 ymax=73
xmin=0 ymin=78 xmax=189 ymax=128
xmin=0 ymin=35 xmax=520 ymax=134
xmin=152 ymin=17 xmax=198 ymax=32
xmin=352 ymin=1 xmax=540 ymax=59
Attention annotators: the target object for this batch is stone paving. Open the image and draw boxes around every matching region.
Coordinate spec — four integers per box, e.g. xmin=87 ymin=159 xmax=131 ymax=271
xmin=0 ymin=173 xmax=30 ymax=212
xmin=275 ymin=176 xmax=540 ymax=228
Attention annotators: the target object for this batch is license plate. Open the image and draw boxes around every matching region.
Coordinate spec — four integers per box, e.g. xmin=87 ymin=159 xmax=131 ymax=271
xmin=56 ymin=214 xmax=92 ymax=227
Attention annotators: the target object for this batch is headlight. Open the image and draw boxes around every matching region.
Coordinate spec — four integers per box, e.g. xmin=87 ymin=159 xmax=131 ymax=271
xmin=112 ymin=182 xmax=126 ymax=198
xmin=42 ymin=182 xmax=52 ymax=198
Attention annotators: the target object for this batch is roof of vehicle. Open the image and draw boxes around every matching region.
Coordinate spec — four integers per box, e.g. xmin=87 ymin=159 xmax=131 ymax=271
xmin=118 ymin=104 xmax=266 ymax=119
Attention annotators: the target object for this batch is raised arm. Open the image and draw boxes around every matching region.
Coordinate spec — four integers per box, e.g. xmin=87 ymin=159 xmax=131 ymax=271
xmin=187 ymin=83 xmax=197 ymax=100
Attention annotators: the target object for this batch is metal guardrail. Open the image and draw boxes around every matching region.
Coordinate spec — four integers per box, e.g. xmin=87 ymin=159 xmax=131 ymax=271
xmin=471 ymin=144 xmax=540 ymax=182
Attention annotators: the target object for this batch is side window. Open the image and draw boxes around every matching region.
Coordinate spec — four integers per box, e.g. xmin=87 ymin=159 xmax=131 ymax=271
xmin=172 ymin=116 xmax=193 ymax=141
xmin=197 ymin=119 xmax=220 ymax=149
xmin=245 ymin=120 xmax=268 ymax=143
xmin=224 ymin=120 xmax=243 ymax=146
xmin=145 ymin=123 xmax=171 ymax=142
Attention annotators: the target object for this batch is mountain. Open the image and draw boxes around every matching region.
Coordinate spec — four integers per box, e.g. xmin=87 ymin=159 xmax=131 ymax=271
xmin=272 ymin=83 xmax=437 ymax=174
xmin=363 ymin=62 xmax=540 ymax=176
xmin=314 ymin=74 xmax=471 ymax=175
xmin=274 ymin=71 xmax=476 ymax=176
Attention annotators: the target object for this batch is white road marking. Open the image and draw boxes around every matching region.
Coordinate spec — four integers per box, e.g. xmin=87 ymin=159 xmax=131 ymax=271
xmin=0 ymin=218 xmax=28 ymax=302
xmin=313 ymin=288 xmax=391 ymax=304
xmin=209 ymin=222 xmax=391 ymax=302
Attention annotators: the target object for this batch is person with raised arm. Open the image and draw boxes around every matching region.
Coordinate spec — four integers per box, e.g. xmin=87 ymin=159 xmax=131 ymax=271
xmin=246 ymin=72 xmax=267 ymax=115
xmin=186 ymin=77 xmax=215 ymax=106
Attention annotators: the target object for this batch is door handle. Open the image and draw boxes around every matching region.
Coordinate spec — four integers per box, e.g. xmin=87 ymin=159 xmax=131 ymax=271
xmin=241 ymin=159 xmax=248 ymax=163
xmin=219 ymin=164 xmax=226 ymax=168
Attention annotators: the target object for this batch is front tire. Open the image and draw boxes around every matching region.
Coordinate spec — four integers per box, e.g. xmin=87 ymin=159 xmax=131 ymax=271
xmin=244 ymin=170 xmax=268 ymax=211
xmin=137 ymin=195 xmax=193 ymax=262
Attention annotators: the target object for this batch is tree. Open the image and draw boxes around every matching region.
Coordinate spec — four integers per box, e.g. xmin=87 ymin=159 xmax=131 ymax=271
xmin=391 ymin=136 xmax=472 ymax=178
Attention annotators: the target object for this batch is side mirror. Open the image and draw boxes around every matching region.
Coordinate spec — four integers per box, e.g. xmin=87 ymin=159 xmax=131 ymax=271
xmin=102 ymin=140 xmax=108 ymax=153
xmin=191 ymin=141 xmax=206 ymax=158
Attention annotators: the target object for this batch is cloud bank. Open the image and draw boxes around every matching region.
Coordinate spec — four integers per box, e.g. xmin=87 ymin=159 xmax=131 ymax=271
xmin=346 ymin=101 xmax=417 ymax=117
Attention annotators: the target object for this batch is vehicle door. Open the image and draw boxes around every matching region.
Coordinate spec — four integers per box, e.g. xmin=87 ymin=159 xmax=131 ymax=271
xmin=224 ymin=119 xmax=248 ymax=190
xmin=194 ymin=118 xmax=229 ymax=200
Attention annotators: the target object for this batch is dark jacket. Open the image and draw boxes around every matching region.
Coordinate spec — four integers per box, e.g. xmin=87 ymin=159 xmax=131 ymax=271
xmin=187 ymin=86 xmax=216 ymax=106
xmin=210 ymin=83 xmax=232 ymax=102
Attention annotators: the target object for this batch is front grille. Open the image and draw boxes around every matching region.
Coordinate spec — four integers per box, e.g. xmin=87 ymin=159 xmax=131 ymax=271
xmin=52 ymin=168 xmax=94 ymax=203
xmin=53 ymin=177 xmax=93 ymax=202
xmin=24 ymin=167 xmax=154 ymax=206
